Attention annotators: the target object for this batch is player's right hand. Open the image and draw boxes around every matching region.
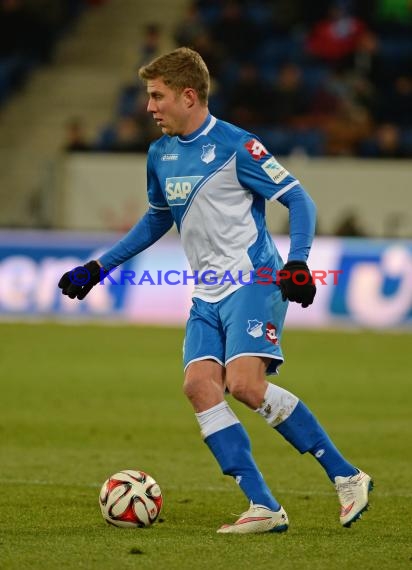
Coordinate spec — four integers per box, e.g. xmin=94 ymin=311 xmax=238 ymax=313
xmin=58 ymin=260 xmax=105 ymax=300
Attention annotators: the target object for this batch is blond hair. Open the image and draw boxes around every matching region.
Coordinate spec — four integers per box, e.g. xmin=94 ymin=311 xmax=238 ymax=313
xmin=138 ymin=47 xmax=210 ymax=105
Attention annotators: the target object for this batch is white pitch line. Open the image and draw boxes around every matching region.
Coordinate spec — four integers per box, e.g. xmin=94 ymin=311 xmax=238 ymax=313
xmin=1 ymin=479 xmax=412 ymax=498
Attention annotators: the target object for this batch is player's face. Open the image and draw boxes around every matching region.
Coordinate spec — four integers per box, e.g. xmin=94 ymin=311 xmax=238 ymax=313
xmin=146 ymin=78 xmax=190 ymax=136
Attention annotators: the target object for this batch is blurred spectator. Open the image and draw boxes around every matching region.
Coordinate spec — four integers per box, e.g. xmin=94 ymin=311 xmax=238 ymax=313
xmin=266 ymin=62 xmax=310 ymax=127
xmin=306 ymin=4 xmax=367 ymax=70
xmin=357 ymin=123 xmax=411 ymax=158
xmin=106 ymin=116 xmax=149 ymax=153
xmin=334 ymin=210 xmax=366 ymax=237
xmin=210 ymin=0 xmax=257 ymax=60
xmin=137 ymin=23 xmax=162 ymax=68
xmin=134 ymin=89 xmax=162 ymax=139
xmin=309 ymin=67 xmax=353 ymax=119
xmin=92 ymin=0 xmax=412 ymax=159
xmin=351 ymin=30 xmax=384 ymax=85
xmin=226 ymin=62 xmax=266 ymax=127
xmin=346 ymin=73 xmax=377 ymax=120
xmin=174 ymin=2 xmax=207 ymax=48
xmin=322 ymin=98 xmax=373 ymax=156
xmin=374 ymin=74 xmax=412 ymax=127
xmin=190 ymin=31 xmax=224 ymax=80
xmin=63 ymin=118 xmax=91 ymax=152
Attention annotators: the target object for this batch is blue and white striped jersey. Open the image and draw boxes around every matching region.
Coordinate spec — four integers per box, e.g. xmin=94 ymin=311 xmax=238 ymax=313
xmin=100 ymin=114 xmax=316 ymax=302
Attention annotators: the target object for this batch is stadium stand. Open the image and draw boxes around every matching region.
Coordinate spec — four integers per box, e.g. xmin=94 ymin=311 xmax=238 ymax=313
xmin=0 ymin=0 xmax=187 ymax=227
xmin=86 ymin=0 xmax=412 ymax=159
xmin=0 ymin=0 xmax=93 ymax=106
xmin=0 ymin=0 xmax=410 ymax=230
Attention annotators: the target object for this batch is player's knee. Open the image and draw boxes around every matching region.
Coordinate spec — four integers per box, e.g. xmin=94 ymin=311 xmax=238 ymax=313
xmin=183 ymin=373 xmax=225 ymax=412
xmin=182 ymin=375 xmax=199 ymax=402
xmin=227 ymin=377 xmax=259 ymax=407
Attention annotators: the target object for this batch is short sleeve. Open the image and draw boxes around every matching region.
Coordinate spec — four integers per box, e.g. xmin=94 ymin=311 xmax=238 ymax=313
xmin=236 ymin=135 xmax=299 ymax=201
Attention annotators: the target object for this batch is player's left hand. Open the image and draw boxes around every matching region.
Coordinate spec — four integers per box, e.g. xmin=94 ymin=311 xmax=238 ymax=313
xmin=277 ymin=260 xmax=316 ymax=308
xmin=58 ymin=260 xmax=105 ymax=300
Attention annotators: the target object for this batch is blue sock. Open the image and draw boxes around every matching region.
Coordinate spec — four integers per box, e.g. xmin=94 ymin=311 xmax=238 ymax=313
xmin=205 ymin=423 xmax=280 ymax=511
xmin=275 ymin=401 xmax=357 ymax=481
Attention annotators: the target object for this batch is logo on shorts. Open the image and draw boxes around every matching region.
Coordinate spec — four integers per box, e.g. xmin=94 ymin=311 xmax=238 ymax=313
xmin=265 ymin=322 xmax=278 ymax=345
xmin=247 ymin=319 xmax=263 ymax=338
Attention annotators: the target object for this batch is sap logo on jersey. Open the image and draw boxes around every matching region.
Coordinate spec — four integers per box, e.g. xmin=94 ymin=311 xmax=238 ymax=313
xmin=261 ymin=156 xmax=289 ymax=184
xmin=165 ymin=176 xmax=203 ymax=206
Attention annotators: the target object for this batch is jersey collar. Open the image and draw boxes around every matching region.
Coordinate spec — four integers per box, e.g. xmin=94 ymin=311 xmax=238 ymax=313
xmin=178 ymin=114 xmax=217 ymax=143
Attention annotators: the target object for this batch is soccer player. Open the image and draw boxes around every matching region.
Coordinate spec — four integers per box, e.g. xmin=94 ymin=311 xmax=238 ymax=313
xmin=58 ymin=47 xmax=373 ymax=534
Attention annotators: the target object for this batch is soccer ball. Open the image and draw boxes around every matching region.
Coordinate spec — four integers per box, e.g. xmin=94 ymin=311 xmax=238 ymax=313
xmin=99 ymin=469 xmax=163 ymax=528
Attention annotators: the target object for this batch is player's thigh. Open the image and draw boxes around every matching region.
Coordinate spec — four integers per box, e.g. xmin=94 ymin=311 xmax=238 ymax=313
xmin=184 ymin=298 xmax=225 ymax=369
xmin=183 ymin=299 xmax=226 ymax=411
xmin=221 ymin=282 xmax=287 ymax=375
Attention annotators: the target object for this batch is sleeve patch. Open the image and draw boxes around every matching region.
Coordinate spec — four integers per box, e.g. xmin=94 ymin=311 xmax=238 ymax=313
xmin=244 ymin=138 xmax=269 ymax=160
xmin=261 ymin=156 xmax=289 ymax=184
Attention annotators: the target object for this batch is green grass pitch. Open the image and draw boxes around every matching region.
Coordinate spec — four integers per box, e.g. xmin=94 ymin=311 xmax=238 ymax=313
xmin=0 ymin=323 xmax=411 ymax=570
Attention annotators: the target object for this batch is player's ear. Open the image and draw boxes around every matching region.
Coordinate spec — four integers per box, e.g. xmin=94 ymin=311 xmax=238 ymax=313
xmin=182 ymin=87 xmax=196 ymax=108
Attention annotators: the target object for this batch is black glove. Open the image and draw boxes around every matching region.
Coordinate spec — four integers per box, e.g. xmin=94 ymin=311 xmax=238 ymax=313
xmin=277 ymin=260 xmax=316 ymax=308
xmin=58 ymin=260 xmax=105 ymax=300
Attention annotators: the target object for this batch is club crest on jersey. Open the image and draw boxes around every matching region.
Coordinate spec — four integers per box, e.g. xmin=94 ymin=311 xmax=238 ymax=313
xmin=244 ymin=139 xmax=268 ymax=160
xmin=165 ymin=176 xmax=203 ymax=206
xmin=261 ymin=156 xmax=289 ymax=184
xmin=247 ymin=319 xmax=264 ymax=338
xmin=201 ymin=144 xmax=216 ymax=164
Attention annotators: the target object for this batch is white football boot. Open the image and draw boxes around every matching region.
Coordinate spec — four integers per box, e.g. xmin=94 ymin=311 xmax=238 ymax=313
xmin=217 ymin=503 xmax=289 ymax=534
xmin=335 ymin=470 xmax=373 ymax=527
